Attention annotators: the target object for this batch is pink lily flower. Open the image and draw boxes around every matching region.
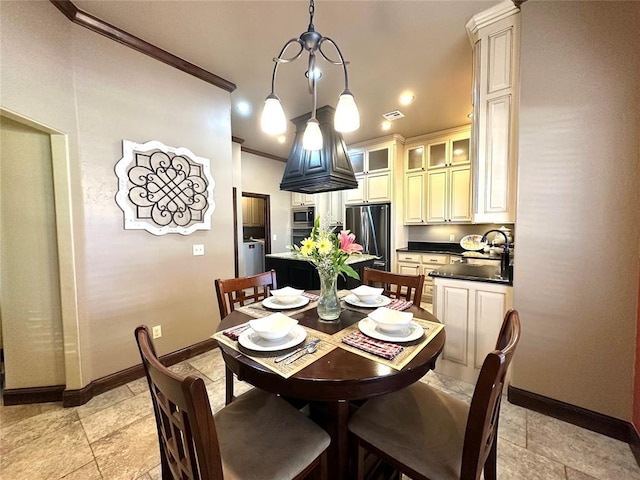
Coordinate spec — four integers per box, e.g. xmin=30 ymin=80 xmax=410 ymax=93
xmin=339 ymin=230 xmax=363 ymax=254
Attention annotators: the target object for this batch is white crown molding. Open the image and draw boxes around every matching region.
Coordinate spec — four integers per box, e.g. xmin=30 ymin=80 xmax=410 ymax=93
xmin=465 ymin=0 xmax=520 ymax=42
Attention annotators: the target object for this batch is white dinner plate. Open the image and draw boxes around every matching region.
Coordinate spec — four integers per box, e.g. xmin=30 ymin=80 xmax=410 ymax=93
xmin=460 ymin=234 xmax=486 ymax=251
xmin=344 ymin=294 xmax=392 ymax=308
xmin=262 ymin=295 xmax=310 ymax=310
xmin=358 ymin=317 xmax=424 ymax=342
xmin=238 ymin=324 xmax=307 ymax=352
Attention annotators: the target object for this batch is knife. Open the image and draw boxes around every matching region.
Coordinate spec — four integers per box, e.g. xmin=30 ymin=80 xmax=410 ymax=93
xmin=274 ymin=339 xmax=320 ymax=363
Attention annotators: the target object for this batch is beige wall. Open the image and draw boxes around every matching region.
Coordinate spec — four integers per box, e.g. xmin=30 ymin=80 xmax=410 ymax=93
xmin=0 ymin=117 xmax=65 ymax=389
xmin=1 ymin=1 xmax=235 ymax=386
xmin=240 ymin=152 xmax=291 ymax=253
xmin=514 ymin=2 xmax=640 ymax=420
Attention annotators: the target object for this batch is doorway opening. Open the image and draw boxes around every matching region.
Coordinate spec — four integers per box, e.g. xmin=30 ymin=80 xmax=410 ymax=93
xmin=0 ymin=109 xmax=82 ymax=400
xmin=233 ymin=191 xmax=271 ymax=278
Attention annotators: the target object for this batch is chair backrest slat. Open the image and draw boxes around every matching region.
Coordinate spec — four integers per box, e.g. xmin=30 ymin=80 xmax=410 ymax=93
xmin=460 ymin=309 xmax=521 ymax=480
xmin=362 ymin=267 xmax=425 ymax=303
xmin=215 ymin=270 xmax=278 ymax=317
xmin=135 ymin=326 xmax=224 ymax=480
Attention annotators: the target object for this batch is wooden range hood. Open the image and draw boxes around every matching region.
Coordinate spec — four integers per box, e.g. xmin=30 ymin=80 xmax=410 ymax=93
xmin=280 ymin=105 xmax=358 ymax=194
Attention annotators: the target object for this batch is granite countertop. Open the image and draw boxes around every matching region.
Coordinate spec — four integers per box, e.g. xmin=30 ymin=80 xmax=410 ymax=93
xmin=396 ymin=241 xmax=508 ymax=261
xmin=396 ymin=241 xmax=466 ymax=255
xmin=428 ymin=263 xmax=513 ymax=286
xmin=266 ymin=252 xmax=378 ymax=264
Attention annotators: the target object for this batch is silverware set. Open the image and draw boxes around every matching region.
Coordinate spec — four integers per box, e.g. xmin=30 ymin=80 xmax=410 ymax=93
xmin=274 ymin=339 xmax=320 ymax=364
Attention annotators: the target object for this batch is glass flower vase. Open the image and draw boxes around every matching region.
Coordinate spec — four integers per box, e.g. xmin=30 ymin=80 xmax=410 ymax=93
xmin=317 ymin=267 xmax=341 ymax=321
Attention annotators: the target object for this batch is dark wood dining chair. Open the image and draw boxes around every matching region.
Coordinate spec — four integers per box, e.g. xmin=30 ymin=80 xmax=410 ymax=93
xmin=348 ymin=309 xmax=521 ymax=480
xmin=362 ymin=267 xmax=425 ymax=303
xmin=214 ymin=269 xmax=277 ymax=404
xmin=135 ymin=325 xmax=329 ymax=480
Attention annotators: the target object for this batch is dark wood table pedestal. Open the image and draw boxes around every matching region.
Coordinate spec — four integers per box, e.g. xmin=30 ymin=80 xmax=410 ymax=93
xmin=217 ymin=302 xmax=445 ymax=480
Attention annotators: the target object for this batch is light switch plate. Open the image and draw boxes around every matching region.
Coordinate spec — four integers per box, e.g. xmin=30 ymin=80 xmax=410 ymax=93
xmin=152 ymin=325 xmax=162 ymax=339
xmin=193 ymin=244 xmax=205 ymax=256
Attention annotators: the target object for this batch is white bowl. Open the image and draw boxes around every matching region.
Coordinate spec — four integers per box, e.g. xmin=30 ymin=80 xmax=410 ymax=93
xmin=351 ymin=285 xmax=384 ymax=304
xmin=249 ymin=313 xmax=298 ymax=341
xmin=367 ymin=307 xmax=414 ymax=334
xmin=270 ymin=286 xmax=305 ymax=305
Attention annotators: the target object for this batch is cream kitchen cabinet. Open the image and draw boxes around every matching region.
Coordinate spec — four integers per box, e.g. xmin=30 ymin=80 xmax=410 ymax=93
xmin=404 ymin=127 xmax=471 ymax=225
xmin=315 ymin=190 xmax=345 ymax=226
xmin=426 ymin=132 xmax=471 ymax=169
xmin=426 ymin=165 xmax=471 ymax=223
xmin=396 ymin=252 xmax=421 ymax=276
xmin=433 ymin=277 xmax=513 ymax=383
xmin=395 ymin=252 xmax=449 ymax=302
xmin=404 ymin=171 xmax=426 ymax=224
xmin=421 ymin=253 xmax=449 ymax=301
xmin=291 ymin=192 xmax=316 ymax=207
xmin=466 ymin=2 xmax=520 ymax=224
xmin=346 ymin=135 xmax=403 ymax=205
xmin=344 ymin=171 xmax=392 ymax=205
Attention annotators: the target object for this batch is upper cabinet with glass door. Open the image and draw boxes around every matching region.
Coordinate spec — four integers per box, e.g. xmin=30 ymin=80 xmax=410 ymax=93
xmin=403 ymin=126 xmax=471 ymax=225
xmin=346 ymin=135 xmax=404 ymax=205
xmin=427 ymin=133 xmax=470 ymax=169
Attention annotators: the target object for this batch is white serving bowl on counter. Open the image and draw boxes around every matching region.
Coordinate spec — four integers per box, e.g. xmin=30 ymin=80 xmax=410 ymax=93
xmin=249 ymin=313 xmax=298 ymax=341
xmin=270 ymin=286 xmax=305 ymax=305
xmin=351 ymin=285 xmax=384 ymax=304
xmin=367 ymin=307 xmax=414 ymax=334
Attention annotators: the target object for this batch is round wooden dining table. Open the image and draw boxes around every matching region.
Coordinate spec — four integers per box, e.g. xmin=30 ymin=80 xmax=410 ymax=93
xmin=216 ymin=297 xmax=445 ymax=480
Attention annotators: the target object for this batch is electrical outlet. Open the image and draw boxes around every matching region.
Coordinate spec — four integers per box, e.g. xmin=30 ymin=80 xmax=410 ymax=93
xmin=449 ymin=234 xmax=456 ymax=241
xmin=152 ymin=325 xmax=162 ymax=339
xmin=192 ymin=244 xmax=204 ymax=256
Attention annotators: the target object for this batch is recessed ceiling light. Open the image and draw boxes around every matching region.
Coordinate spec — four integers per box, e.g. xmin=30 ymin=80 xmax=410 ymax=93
xmin=381 ymin=121 xmax=392 ymax=131
xmin=400 ymin=92 xmax=415 ymax=105
xmin=277 ymin=135 xmax=287 ymax=144
xmin=237 ymin=102 xmax=252 ymax=115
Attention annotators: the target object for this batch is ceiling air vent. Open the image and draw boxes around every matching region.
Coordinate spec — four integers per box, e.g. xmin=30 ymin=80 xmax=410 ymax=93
xmin=382 ymin=110 xmax=405 ymax=121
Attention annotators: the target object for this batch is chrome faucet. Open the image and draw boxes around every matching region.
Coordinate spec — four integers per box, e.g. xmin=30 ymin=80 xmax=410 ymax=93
xmin=481 ymin=229 xmax=511 ymax=279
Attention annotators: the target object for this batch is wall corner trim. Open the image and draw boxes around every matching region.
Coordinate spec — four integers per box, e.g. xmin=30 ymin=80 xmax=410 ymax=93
xmin=49 ymin=0 xmax=236 ymax=93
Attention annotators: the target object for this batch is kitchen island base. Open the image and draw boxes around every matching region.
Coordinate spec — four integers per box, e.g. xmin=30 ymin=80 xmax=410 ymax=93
xmin=266 ymin=253 xmax=376 ymax=290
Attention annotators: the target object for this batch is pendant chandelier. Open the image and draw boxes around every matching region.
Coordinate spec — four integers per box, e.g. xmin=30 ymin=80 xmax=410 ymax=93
xmin=260 ymin=0 xmax=360 ymax=151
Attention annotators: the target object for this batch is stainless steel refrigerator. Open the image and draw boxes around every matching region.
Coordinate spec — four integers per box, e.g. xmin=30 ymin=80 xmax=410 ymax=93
xmin=345 ymin=203 xmax=391 ymax=271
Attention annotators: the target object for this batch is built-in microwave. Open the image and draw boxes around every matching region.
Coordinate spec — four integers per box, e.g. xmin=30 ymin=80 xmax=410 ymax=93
xmin=292 ymin=206 xmax=315 ymax=227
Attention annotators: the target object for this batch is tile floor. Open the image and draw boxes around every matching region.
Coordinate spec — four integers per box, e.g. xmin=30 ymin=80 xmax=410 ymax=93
xmin=1 ymin=348 xmax=639 ymax=480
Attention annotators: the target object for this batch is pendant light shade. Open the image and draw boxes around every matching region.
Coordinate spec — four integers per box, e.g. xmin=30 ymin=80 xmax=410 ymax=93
xmin=302 ymin=119 xmax=323 ymax=150
xmin=334 ymin=90 xmax=360 ymax=133
xmin=260 ymin=95 xmax=287 ymax=135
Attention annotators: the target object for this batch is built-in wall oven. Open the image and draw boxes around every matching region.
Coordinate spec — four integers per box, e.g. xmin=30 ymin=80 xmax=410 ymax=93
xmin=291 ymin=228 xmax=313 ymax=246
xmin=292 ymin=206 xmax=315 ymax=228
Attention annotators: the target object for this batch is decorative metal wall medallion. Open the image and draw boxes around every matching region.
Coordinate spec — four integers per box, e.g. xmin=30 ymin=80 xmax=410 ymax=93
xmin=115 ymin=140 xmax=215 ymax=235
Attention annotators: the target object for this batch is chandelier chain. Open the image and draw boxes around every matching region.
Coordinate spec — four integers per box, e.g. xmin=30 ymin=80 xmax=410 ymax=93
xmin=309 ymin=0 xmax=315 ymax=28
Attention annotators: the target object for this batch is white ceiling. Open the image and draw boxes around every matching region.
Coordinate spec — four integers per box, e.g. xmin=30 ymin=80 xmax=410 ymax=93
xmin=74 ymin=0 xmax=499 ymax=159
